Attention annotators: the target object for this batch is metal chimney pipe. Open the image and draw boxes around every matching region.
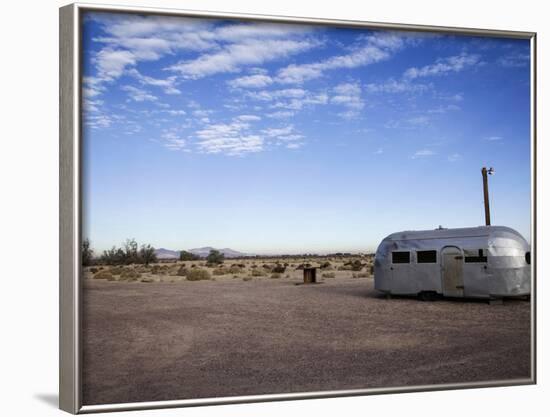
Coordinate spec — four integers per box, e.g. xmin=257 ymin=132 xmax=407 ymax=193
xmin=481 ymin=167 xmax=491 ymax=226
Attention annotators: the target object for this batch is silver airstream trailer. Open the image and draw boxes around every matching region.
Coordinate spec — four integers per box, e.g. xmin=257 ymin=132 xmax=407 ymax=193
xmin=374 ymin=226 xmax=531 ymax=300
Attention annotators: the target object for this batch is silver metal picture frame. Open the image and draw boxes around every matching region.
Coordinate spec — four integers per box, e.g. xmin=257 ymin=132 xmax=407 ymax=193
xmin=60 ymin=2 xmax=537 ymax=414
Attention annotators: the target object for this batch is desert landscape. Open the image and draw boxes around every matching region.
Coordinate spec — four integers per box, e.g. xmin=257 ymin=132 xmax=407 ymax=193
xmin=83 ymin=253 xmax=374 ymax=283
xmin=82 ymin=252 xmax=531 ymax=406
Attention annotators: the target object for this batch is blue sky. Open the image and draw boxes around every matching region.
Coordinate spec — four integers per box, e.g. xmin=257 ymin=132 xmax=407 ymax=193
xmin=82 ymin=12 xmax=531 ymax=255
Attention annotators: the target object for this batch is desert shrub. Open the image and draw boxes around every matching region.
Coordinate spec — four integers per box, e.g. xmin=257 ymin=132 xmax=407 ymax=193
xmin=176 ymin=266 xmax=188 ymax=276
xmin=343 ymin=260 xmax=364 ymax=271
xmin=270 ymin=273 xmax=281 ymax=279
xmin=206 ymin=249 xmax=224 ymax=265
xmin=213 ymin=267 xmax=230 ymax=276
xmin=243 ymin=276 xmax=253 ymax=282
xmin=122 ymin=239 xmax=139 ymax=264
xmin=187 ymin=268 xmax=211 ymax=281
xmin=140 ymin=277 xmax=154 ymax=283
xmin=250 ymin=264 xmax=258 ymax=269
xmin=120 ymin=269 xmax=141 ymax=281
xmin=322 ymin=272 xmax=336 ymax=278
xmin=180 ymin=250 xmax=200 ymax=261
xmin=99 ymin=239 xmax=157 ymax=265
xmin=101 ymin=247 xmax=125 ymax=265
xmin=151 ymin=265 xmax=170 ymax=275
xmin=139 ymin=244 xmax=157 ymax=266
xmin=250 ymin=269 xmax=263 ymax=277
xmin=228 ymin=266 xmax=243 ymax=274
xmin=93 ymin=270 xmax=113 ymax=280
xmin=295 ymin=263 xmax=311 ymax=270
xmin=191 ymin=264 xmax=196 ymax=268
xmin=320 ymin=261 xmax=332 ymax=269
xmin=90 ymin=267 xmax=99 ymax=274
xmin=353 ymin=272 xmax=369 ymax=278
xmin=272 ymin=264 xmax=286 ymax=273
xmin=262 ymin=264 xmax=272 ymax=270
xmin=82 ymin=238 xmax=94 ymax=267
xmin=109 ymin=266 xmax=124 ymax=275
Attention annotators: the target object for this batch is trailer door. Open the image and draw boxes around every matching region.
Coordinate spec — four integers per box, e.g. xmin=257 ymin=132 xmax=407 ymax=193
xmin=390 ymin=251 xmax=413 ymax=294
xmin=441 ymin=246 xmax=464 ymax=297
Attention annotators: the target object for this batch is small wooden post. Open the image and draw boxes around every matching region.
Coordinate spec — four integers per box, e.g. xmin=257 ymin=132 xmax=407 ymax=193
xmin=303 ymin=267 xmax=317 ymax=284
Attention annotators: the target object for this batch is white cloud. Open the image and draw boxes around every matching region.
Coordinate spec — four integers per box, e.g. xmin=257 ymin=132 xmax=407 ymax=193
xmin=277 ymin=134 xmax=304 ymax=142
xmin=411 ymin=149 xmax=436 ymax=159
xmin=485 ymin=136 xmax=503 ymax=141
xmin=248 ymin=88 xmax=307 ymax=101
xmin=85 ymin=114 xmax=112 ymax=129
xmin=404 ymin=52 xmax=481 ymax=79
xmin=214 ymin=22 xmax=313 ymax=42
xmin=330 ymin=82 xmax=364 ymax=118
xmin=95 ymin=48 xmax=136 ymax=81
xmin=407 ymin=116 xmax=430 ymax=126
xmin=161 ymin=130 xmax=187 ymax=151
xmin=128 ymin=69 xmax=180 ymax=94
xmin=331 ymin=82 xmax=364 ymax=109
xmin=236 ymin=114 xmax=261 ymax=122
xmin=262 ymin=126 xmax=295 ymax=138
xmin=373 ymin=147 xmax=383 ymax=155
xmin=245 ymin=88 xmax=328 ymax=113
xmin=228 ymin=74 xmax=274 ymax=89
xmin=497 ymin=53 xmax=529 ymax=68
xmin=303 ymin=93 xmax=329 ymax=105
xmin=448 ymin=153 xmax=461 ymax=162
xmin=365 ymin=78 xmax=430 ymax=94
xmin=262 ymin=125 xmax=304 ymax=146
xmin=267 ymin=111 xmax=295 ymax=119
xmin=169 ymin=39 xmax=319 ymax=79
xmin=121 ymin=85 xmax=158 ymax=102
xmin=87 ymin=14 xmax=316 ymax=97
xmin=276 ymin=32 xmax=406 ymax=84
xmin=195 ymin=121 xmax=263 ymax=156
xmin=83 ymin=77 xmax=106 ymax=98
xmin=427 ymin=104 xmax=461 ymax=114
xmin=286 ymin=142 xmax=304 ymax=149
xmin=165 ymin=109 xmax=186 ymax=116
xmin=83 ymin=98 xmax=103 ymax=113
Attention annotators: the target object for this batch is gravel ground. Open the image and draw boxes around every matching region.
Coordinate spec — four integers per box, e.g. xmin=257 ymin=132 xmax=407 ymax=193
xmin=82 ymin=277 xmax=531 ymax=405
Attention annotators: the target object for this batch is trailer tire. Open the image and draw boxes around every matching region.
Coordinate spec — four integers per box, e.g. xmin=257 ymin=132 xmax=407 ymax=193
xmin=418 ymin=291 xmax=437 ymax=301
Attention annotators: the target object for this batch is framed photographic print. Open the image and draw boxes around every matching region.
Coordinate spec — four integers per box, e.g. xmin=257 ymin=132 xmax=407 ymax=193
xmin=59 ymin=2 xmax=536 ymax=413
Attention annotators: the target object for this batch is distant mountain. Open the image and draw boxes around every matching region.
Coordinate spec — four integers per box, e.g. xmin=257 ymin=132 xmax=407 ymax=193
xmin=154 ymin=248 xmax=180 ymax=259
xmin=155 ymin=247 xmax=250 ymax=260
xmin=188 ymin=247 xmax=249 ymax=258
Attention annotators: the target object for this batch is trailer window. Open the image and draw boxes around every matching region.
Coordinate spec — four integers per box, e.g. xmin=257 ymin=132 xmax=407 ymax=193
xmin=525 ymin=251 xmax=531 ymax=265
xmin=392 ymin=251 xmax=410 ymax=264
xmin=464 ymin=249 xmax=487 ymax=263
xmin=417 ymin=250 xmax=437 ymax=263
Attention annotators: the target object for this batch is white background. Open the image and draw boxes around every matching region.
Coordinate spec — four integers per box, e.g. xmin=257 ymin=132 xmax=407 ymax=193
xmin=0 ymin=0 xmax=546 ymax=415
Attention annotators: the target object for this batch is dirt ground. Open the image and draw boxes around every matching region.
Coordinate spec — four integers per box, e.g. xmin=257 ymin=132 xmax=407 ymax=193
xmin=82 ymin=273 xmax=531 ymax=406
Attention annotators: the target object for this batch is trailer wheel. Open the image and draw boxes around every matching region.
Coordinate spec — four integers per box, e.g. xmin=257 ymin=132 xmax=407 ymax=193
xmin=418 ymin=291 xmax=437 ymax=301
xmin=489 ymin=297 xmax=503 ymax=305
